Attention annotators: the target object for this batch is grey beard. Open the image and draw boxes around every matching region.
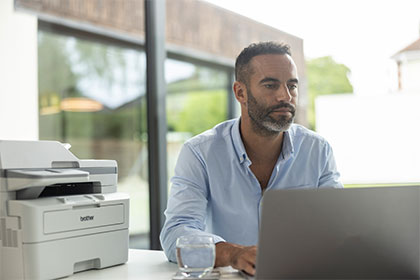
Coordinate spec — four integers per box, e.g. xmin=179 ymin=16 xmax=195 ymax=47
xmin=249 ymin=113 xmax=293 ymax=137
xmin=247 ymin=87 xmax=295 ymax=137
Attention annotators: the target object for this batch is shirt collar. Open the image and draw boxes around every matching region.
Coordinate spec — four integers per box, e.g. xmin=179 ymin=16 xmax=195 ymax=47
xmin=231 ymin=118 xmax=296 ymax=164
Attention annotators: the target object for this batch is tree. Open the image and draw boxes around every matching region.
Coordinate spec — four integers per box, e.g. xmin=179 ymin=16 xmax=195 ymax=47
xmin=306 ymin=56 xmax=353 ymax=130
xmin=167 ymin=89 xmax=227 ymax=136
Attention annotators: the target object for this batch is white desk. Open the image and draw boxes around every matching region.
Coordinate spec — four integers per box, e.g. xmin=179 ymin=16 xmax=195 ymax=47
xmin=69 ymin=249 xmax=244 ymax=280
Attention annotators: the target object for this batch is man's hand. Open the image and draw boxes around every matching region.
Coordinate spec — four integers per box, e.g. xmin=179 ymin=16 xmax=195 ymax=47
xmin=215 ymin=242 xmax=257 ymax=276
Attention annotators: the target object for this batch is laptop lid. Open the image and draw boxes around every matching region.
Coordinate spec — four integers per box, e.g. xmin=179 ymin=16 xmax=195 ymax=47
xmin=255 ymin=186 xmax=420 ymax=279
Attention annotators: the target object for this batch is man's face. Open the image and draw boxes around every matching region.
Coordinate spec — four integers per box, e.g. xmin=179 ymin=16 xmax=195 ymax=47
xmin=245 ymin=54 xmax=298 ymax=135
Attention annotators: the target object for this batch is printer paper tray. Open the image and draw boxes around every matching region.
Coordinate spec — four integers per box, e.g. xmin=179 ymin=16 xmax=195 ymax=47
xmin=44 ymin=204 xmax=125 ymax=234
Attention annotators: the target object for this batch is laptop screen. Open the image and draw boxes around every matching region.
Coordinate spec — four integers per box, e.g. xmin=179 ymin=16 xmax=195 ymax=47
xmin=256 ymin=186 xmax=420 ymax=279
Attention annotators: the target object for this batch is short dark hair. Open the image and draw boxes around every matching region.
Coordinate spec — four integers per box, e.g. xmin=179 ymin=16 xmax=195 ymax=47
xmin=235 ymin=42 xmax=291 ymax=85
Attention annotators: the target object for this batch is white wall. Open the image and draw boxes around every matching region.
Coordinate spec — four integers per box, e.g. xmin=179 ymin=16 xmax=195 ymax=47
xmin=0 ymin=0 xmax=38 ymax=140
xmin=316 ymin=93 xmax=420 ymax=184
xmin=401 ymin=59 xmax=420 ymax=92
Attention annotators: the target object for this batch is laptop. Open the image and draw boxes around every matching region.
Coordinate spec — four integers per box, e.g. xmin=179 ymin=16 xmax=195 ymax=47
xmin=252 ymin=186 xmax=420 ymax=279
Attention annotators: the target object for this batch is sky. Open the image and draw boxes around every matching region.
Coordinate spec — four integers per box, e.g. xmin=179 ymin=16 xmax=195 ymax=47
xmin=205 ymin=0 xmax=420 ymax=95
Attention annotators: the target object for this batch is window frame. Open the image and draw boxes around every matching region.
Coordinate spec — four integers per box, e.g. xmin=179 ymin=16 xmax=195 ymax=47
xmin=38 ymin=19 xmax=236 ymax=248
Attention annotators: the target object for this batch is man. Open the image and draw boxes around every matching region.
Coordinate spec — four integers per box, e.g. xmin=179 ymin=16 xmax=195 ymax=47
xmin=160 ymin=42 xmax=342 ymax=276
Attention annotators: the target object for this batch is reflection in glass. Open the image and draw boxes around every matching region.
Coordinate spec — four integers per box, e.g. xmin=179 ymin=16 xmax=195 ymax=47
xmin=38 ymin=30 xmax=150 ymax=248
xmin=166 ymin=58 xmax=230 ymax=189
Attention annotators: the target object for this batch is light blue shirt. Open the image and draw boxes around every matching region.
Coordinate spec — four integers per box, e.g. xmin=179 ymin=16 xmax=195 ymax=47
xmin=160 ymin=118 xmax=343 ymax=262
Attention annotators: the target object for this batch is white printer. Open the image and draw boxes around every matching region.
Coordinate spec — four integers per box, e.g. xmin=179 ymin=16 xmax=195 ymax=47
xmin=0 ymin=140 xmax=129 ymax=280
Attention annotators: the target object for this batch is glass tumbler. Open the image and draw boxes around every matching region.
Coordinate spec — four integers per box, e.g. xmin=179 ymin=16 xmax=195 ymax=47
xmin=176 ymin=235 xmax=215 ymax=278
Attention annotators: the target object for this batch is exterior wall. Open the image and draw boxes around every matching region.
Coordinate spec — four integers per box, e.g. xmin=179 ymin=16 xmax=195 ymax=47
xmin=0 ymin=0 xmax=38 ymax=140
xmin=401 ymin=58 xmax=420 ymax=92
xmin=15 ymin=0 xmax=308 ymax=126
xmin=316 ymin=93 xmax=420 ymax=184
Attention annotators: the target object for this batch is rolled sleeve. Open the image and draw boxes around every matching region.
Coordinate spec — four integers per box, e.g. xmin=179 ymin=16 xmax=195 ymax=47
xmin=318 ymin=142 xmax=343 ymax=188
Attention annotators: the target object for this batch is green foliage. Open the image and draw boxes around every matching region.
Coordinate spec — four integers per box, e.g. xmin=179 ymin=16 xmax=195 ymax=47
xmin=167 ymin=68 xmax=228 ymax=94
xmin=38 ymin=30 xmax=227 ymax=144
xmin=167 ymin=90 xmax=227 ymax=136
xmin=38 ymin=30 xmax=148 ymax=143
xmin=38 ymin=32 xmax=79 ymax=95
xmin=306 ymin=56 xmax=353 ymax=130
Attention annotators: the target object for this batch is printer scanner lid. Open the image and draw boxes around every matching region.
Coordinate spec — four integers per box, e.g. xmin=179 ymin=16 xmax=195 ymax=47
xmin=0 ymin=140 xmax=79 ymax=170
xmin=0 ymin=140 xmax=117 ymax=197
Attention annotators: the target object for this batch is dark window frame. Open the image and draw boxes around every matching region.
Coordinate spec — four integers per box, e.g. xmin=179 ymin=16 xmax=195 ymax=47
xmin=37 ymin=19 xmax=236 ymax=249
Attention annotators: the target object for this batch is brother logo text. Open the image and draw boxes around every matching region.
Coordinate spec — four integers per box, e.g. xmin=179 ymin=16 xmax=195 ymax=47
xmin=80 ymin=215 xmax=94 ymax=222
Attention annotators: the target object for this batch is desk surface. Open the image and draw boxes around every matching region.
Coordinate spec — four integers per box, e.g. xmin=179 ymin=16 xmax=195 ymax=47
xmin=69 ymin=249 xmax=244 ymax=280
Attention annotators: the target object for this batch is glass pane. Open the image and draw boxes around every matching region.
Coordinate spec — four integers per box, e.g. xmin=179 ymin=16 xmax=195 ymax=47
xmin=166 ymin=58 xmax=229 ymax=187
xmin=38 ymin=30 xmax=150 ymax=248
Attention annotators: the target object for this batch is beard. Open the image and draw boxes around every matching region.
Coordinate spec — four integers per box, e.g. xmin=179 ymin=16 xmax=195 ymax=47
xmin=247 ymin=88 xmax=296 ymax=136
